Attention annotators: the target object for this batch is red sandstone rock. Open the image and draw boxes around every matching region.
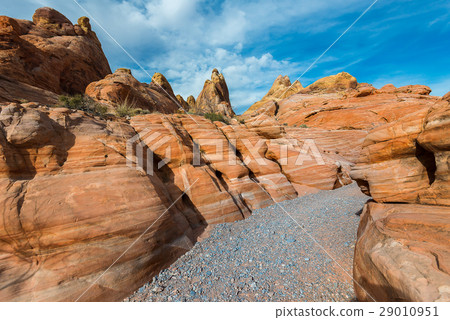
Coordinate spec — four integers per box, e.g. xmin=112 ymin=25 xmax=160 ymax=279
xmin=0 ymin=8 xmax=111 ymax=100
xmin=354 ymin=201 xmax=450 ymax=302
xmin=300 ymin=72 xmax=357 ymax=94
xmin=275 ymin=89 xmax=439 ymax=130
xmin=351 ymin=101 xmax=449 ymax=205
xmin=176 ymin=94 xmax=190 ymax=111
xmin=85 ymin=69 xmax=179 ymax=113
xmin=194 ymin=69 xmax=235 ymax=117
xmin=0 ymin=106 xmax=196 ymax=301
xmin=443 ymin=91 xmax=450 ymax=103
xmin=245 ymin=75 xmax=303 ymax=115
xmin=218 ymin=123 xmax=298 ymax=202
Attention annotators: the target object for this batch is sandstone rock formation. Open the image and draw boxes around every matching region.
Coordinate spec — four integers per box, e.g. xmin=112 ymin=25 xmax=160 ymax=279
xmin=0 ymin=8 xmax=111 ymax=103
xmin=351 ymin=98 xmax=450 ymax=302
xmin=176 ymin=94 xmax=190 ymax=111
xmin=245 ymin=75 xmax=303 ymax=115
xmin=151 ymin=72 xmax=176 ymax=98
xmin=274 ymin=85 xmax=436 ymax=130
xmin=443 ymin=91 xmax=450 ymax=103
xmin=0 ymin=104 xmax=196 ymax=301
xmin=85 ymin=68 xmax=179 ymax=113
xmin=187 ymin=95 xmax=196 ymax=109
xmin=354 ymin=201 xmax=450 ymax=302
xmin=194 ymin=69 xmax=235 ymax=117
xmin=351 ymin=101 xmax=449 ymax=205
xmin=0 ymin=99 xmax=357 ymax=301
xmin=243 ymin=73 xmax=437 ymax=133
xmin=301 ymin=72 xmax=357 ymax=94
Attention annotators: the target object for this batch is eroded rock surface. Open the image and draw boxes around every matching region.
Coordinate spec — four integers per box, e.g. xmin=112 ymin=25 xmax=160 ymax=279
xmin=194 ymin=69 xmax=235 ymax=117
xmin=0 ymin=8 xmax=111 ymax=102
xmin=351 ymin=97 xmax=450 ymax=302
xmin=85 ymin=69 xmax=179 ymax=113
xmin=245 ymin=75 xmax=303 ymax=115
xmin=0 ymin=103 xmax=350 ymax=301
xmin=354 ymin=202 xmax=450 ymax=302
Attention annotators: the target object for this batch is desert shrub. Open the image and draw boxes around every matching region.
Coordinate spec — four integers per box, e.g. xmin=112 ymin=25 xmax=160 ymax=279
xmin=58 ymin=94 xmax=109 ymax=117
xmin=115 ymin=97 xmax=139 ymax=117
xmin=299 ymin=124 xmax=308 ymax=128
xmin=204 ymin=112 xmax=229 ymax=124
xmin=93 ymin=104 xmax=108 ymax=117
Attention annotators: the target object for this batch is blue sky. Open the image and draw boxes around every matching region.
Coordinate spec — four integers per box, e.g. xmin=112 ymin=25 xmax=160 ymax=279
xmin=3 ymin=0 xmax=450 ymax=114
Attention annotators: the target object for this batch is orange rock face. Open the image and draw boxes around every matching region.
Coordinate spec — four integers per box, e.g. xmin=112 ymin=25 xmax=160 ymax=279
xmin=351 ymin=96 xmax=450 ymax=302
xmin=0 ymin=8 xmax=111 ymax=101
xmin=351 ymin=100 xmax=450 ymax=205
xmin=300 ymin=72 xmax=357 ymax=94
xmin=194 ymin=69 xmax=235 ymax=117
xmin=354 ymin=201 xmax=450 ymax=302
xmin=0 ymin=105 xmax=198 ymax=301
xmin=244 ymin=75 xmax=303 ymax=115
xmin=0 ymin=102 xmax=355 ymax=301
xmin=85 ymin=69 xmax=179 ymax=113
xmin=275 ymin=89 xmax=437 ymax=130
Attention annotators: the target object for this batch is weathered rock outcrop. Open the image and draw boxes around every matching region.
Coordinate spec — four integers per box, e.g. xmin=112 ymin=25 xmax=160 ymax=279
xmin=351 ymin=101 xmax=449 ymax=205
xmin=0 ymin=8 xmax=111 ymax=102
xmin=187 ymin=95 xmax=196 ymax=109
xmin=245 ymin=75 xmax=303 ymax=115
xmin=0 ymin=74 xmax=58 ymax=105
xmin=301 ymin=72 xmax=357 ymax=94
xmin=354 ymin=202 xmax=450 ymax=302
xmin=176 ymin=95 xmax=190 ymax=111
xmin=243 ymin=73 xmax=437 ymax=134
xmin=443 ymin=91 xmax=450 ymax=103
xmin=351 ymin=98 xmax=450 ymax=302
xmin=0 ymin=105 xmax=196 ymax=301
xmin=194 ymin=69 xmax=235 ymax=117
xmin=151 ymin=72 xmax=176 ymax=98
xmin=85 ymin=68 xmax=179 ymax=113
xmin=274 ymin=85 xmax=437 ymax=130
xmin=0 ymin=100 xmax=353 ymax=301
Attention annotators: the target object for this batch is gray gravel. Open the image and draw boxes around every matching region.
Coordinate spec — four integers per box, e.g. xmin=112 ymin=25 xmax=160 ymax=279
xmin=126 ymin=183 xmax=370 ymax=302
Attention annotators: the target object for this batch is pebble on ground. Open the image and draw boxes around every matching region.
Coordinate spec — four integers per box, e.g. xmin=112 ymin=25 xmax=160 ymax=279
xmin=126 ymin=183 xmax=370 ymax=302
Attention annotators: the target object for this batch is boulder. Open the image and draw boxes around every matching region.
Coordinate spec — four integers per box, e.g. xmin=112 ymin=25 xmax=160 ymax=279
xmin=301 ymin=72 xmax=357 ymax=94
xmin=85 ymin=68 xmax=179 ymax=113
xmin=376 ymin=84 xmax=432 ymax=95
xmin=354 ymin=201 xmax=450 ymax=302
xmin=0 ymin=8 xmax=111 ymax=99
xmin=194 ymin=69 xmax=235 ymax=117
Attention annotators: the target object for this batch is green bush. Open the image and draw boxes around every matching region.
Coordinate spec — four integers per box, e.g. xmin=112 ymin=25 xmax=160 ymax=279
xmin=204 ymin=112 xmax=229 ymax=124
xmin=58 ymin=94 xmax=109 ymax=118
xmin=93 ymin=104 xmax=108 ymax=117
xmin=299 ymin=124 xmax=308 ymax=128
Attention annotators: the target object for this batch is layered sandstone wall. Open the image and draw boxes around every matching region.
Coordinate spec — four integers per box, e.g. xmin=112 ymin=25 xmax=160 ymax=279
xmin=350 ymin=95 xmax=450 ymax=302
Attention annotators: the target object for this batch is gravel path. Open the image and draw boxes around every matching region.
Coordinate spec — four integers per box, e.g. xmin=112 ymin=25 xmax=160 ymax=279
xmin=126 ymin=183 xmax=370 ymax=302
